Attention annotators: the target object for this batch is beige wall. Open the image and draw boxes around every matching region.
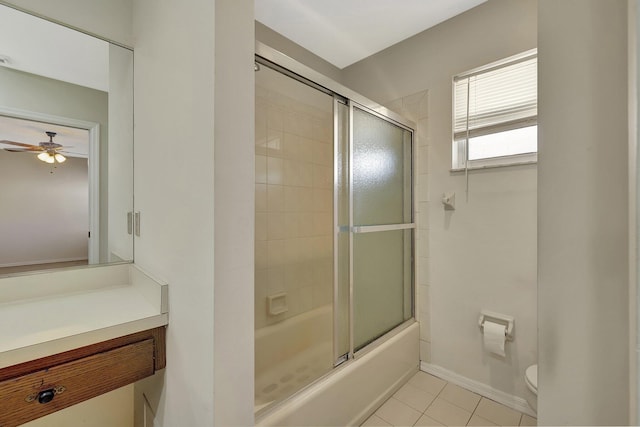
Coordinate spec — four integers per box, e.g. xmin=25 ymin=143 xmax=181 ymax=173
xmin=342 ymin=0 xmax=537 ymax=106
xmin=538 ymin=1 xmax=630 ymax=424
xmin=342 ymin=0 xmax=538 ymax=405
xmin=213 ymin=1 xmax=255 ymax=424
xmin=0 ymin=151 xmax=88 ymax=266
xmin=131 ymin=0 xmax=216 ymax=424
xmin=132 ymin=0 xmax=254 ymax=426
xmin=0 ymin=68 xmax=107 ymax=125
xmin=255 ymin=21 xmax=343 ymax=83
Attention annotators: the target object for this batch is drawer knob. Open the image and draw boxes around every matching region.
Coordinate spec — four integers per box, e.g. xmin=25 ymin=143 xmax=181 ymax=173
xmin=37 ymin=389 xmax=55 ymax=404
xmin=25 ymin=386 xmax=66 ymax=404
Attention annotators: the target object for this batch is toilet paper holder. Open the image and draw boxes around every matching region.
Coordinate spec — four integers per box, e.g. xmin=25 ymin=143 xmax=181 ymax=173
xmin=478 ymin=310 xmax=514 ymax=341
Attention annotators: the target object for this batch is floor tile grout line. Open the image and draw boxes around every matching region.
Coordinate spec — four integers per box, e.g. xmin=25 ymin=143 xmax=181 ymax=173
xmin=465 ymin=396 xmax=483 ymax=426
xmin=413 ymin=377 xmax=476 ymax=426
xmin=421 ymin=381 xmax=447 ymax=414
xmin=414 ymin=382 xmax=451 ymax=426
xmin=436 ymin=383 xmax=483 ymax=416
xmin=418 ymin=385 xmax=442 ymax=416
xmin=377 ymin=396 xmax=426 ymax=427
xmin=433 ymin=382 xmax=446 ymax=400
xmin=371 ymin=372 xmax=534 ymax=427
xmin=371 ymin=398 xmax=393 ymax=426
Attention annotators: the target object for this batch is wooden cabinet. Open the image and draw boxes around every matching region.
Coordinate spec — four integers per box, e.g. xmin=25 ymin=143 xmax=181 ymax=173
xmin=0 ymin=327 xmax=165 ymax=427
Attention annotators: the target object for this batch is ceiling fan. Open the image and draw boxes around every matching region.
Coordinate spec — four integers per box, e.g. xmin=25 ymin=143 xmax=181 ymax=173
xmin=1 ymin=131 xmax=77 ymax=164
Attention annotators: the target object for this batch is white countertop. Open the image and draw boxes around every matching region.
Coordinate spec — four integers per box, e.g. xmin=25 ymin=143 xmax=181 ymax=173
xmin=0 ymin=263 xmax=168 ymax=369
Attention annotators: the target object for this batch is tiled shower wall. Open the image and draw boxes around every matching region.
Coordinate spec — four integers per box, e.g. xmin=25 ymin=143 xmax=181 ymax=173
xmin=385 ymin=90 xmax=430 ymax=362
xmin=255 ymin=83 xmax=334 ymax=329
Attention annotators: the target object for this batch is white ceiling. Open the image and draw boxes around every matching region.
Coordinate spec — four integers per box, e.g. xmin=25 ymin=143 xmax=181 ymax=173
xmin=0 ymin=2 xmax=486 ymax=88
xmin=255 ymin=0 xmax=487 ymax=69
xmin=0 ymin=4 xmax=108 ymax=92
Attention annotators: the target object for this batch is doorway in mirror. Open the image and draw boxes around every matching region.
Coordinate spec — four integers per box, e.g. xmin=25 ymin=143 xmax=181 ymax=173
xmin=0 ymin=114 xmax=93 ymax=274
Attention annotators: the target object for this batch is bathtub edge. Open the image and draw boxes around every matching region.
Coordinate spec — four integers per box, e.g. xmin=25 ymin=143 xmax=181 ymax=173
xmin=256 ymin=321 xmax=420 ymax=426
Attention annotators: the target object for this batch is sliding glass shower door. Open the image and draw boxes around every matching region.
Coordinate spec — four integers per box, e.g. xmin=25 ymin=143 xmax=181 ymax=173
xmin=334 ymin=103 xmax=414 ymax=359
xmin=255 ymin=57 xmax=414 ymax=415
xmin=254 ymin=63 xmax=336 ymax=412
xmin=349 ymin=105 xmax=414 ymax=351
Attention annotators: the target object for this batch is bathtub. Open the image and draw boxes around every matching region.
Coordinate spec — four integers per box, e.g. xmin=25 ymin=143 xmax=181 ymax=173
xmin=255 ymin=305 xmax=334 ymax=411
xmin=255 ymin=305 xmax=419 ymax=426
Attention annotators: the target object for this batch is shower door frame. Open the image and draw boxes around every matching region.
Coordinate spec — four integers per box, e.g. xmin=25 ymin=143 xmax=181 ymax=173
xmin=346 ymin=101 xmax=416 ymax=360
xmin=255 ymin=40 xmax=417 ymax=369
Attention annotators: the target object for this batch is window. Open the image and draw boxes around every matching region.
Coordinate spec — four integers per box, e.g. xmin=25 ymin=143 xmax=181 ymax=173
xmin=452 ymin=50 xmax=537 ymax=170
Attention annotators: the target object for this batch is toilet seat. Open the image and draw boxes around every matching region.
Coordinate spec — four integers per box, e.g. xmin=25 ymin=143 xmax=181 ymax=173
xmin=525 ymin=364 xmax=538 ymax=394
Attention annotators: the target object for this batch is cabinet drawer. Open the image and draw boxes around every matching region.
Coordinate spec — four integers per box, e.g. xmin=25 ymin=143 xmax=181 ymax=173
xmin=0 ymin=339 xmax=154 ymax=427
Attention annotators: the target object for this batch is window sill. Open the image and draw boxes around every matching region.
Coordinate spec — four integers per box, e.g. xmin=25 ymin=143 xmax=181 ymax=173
xmin=451 ymin=153 xmax=537 ymax=172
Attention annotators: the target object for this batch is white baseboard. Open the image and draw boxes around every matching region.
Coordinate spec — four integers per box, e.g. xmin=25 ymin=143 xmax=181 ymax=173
xmin=420 ymin=362 xmax=536 ymax=418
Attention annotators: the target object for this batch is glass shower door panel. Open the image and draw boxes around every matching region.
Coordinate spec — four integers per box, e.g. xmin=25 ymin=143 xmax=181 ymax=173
xmin=353 ymin=229 xmax=413 ymax=349
xmin=352 ymin=108 xmax=411 ymax=226
xmin=254 ymin=63 xmax=336 ymax=413
xmin=352 ymin=106 xmax=413 ymax=351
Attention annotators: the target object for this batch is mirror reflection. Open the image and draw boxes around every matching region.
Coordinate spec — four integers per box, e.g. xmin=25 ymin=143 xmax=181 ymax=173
xmin=0 ymin=5 xmax=133 ymax=275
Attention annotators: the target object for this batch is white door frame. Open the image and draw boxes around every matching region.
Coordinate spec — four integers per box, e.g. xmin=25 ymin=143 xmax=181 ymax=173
xmin=0 ymin=105 xmax=100 ymax=264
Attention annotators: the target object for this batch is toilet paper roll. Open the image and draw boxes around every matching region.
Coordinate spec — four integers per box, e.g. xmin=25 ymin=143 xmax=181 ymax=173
xmin=483 ymin=321 xmax=506 ymax=357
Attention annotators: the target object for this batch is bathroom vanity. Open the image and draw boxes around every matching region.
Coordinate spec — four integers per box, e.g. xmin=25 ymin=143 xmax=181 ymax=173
xmin=0 ymin=4 xmax=165 ymax=425
xmin=0 ymin=264 xmax=168 ymax=427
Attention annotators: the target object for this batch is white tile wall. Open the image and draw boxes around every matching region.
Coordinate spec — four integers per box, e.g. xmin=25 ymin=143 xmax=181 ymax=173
xmin=255 ymin=85 xmax=333 ymax=328
xmin=385 ymin=90 xmax=430 ymax=362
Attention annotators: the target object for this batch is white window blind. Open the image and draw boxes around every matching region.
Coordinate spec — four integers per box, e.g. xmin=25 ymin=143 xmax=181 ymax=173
xmin=453 ymin=51 xmax=537 ymax=167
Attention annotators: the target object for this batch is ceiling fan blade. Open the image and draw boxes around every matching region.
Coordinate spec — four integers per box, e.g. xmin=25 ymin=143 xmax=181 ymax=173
xmin=3 ymin=148 xmax=31 ymax=152
xmin=0 ymin=140 xmax=40 ymax=149
xmin=2 ymin=146 xmax=42 ymax=152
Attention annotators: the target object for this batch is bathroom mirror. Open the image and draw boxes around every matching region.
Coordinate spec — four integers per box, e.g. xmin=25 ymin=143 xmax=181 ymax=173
xmin=0 ymin=4 xmax=133 ymax=276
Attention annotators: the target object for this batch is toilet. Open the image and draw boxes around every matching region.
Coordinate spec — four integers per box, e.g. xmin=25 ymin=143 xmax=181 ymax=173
xmin=524 ymin=364 xmax=538 ymax=413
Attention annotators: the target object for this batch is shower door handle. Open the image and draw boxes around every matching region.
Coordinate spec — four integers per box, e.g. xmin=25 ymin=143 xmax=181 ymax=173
xmin=351 ymin=223 xmax=415 ymax=234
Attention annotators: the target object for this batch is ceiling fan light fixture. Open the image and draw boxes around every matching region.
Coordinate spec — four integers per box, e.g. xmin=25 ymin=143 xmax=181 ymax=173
xmin=45 ymin=154 xmax=55 ymax=164
xmin=54 ymin=153 xmax=66 ymax=163
xmin=37 ymin=152 xmax=50 ymax=162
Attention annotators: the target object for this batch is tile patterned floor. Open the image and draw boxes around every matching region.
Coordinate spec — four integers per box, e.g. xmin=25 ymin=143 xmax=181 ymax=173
xmin=361 ymin=371 xmax=537 ymax=427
